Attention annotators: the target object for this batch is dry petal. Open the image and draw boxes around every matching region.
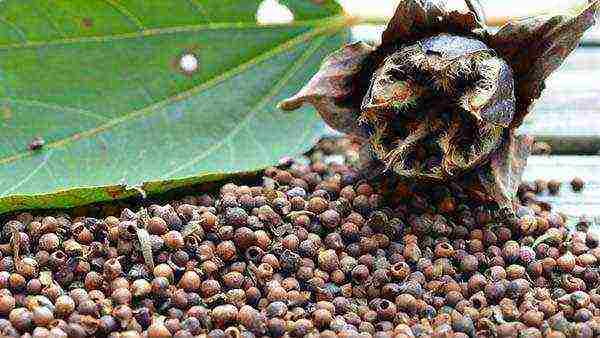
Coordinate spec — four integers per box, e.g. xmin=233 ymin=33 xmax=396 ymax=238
xmin=278 ymin=42 xmax=374 ymax=137
xmin=474 ymin=134 xmax=533 ymax=213
xmin=381 ymin=0 xmax=483 ymax=47
xmin=486 ymin=1 xmax=599 ymax=128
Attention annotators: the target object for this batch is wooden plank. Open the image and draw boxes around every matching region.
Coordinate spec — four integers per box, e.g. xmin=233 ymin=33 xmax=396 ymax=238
xmin=523 ymin=155 xmax=600 ymax=217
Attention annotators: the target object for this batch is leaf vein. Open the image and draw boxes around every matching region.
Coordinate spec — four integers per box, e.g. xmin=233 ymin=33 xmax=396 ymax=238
xmin=3 ymin=149 xmax=54 ymax=195
xmin=37 ymin=4 xmax=68 ymax=39
xmin=102 ymin=0 xmax=146 ymax=30
xmin=187 ymin=0 xmax=213 ymax=23
xmin=0 ymin=26 xmax=339 ymax=166
xmin=1 ymin=98 xmax=110 ymax=122
xmin=160 ymin=34 xmax=328 ymax=178
xmin=0 ymin=16 xmax=346 ymax=50
xmin=245 ymin=125 xmax=270 ymax=160
xmin=0 ymin=17 xmax=27 ymax=42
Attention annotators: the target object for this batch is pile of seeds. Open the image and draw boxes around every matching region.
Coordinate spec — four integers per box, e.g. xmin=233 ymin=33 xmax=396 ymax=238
xmin=0 ymin=137 xmax=596 ymax=338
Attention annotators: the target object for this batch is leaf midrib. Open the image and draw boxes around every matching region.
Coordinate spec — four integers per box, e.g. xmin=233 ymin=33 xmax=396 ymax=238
xmin=0 ymin=17 xmax=351 ymax=166
xmin=0 ymin=16 xmax=344 ymax=50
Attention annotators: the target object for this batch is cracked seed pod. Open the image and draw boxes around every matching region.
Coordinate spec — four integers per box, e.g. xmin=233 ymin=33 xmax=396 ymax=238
xmin=280 ymin=0 xmax=599 ymax=212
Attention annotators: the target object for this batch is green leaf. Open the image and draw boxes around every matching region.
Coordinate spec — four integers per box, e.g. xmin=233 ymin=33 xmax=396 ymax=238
xmin=0 ymin=0 xmax=351 ymax=214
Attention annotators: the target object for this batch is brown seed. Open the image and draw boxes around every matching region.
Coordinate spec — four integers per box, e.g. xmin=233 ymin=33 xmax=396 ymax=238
xmin=307 ymin=197 xmax=329 ymax=214
xmin=32 ymin=306 xmax=54 ymax=326
xmin=291 ymin=318 xmax=314 ymax=337
xmin=484 ymin=281 xmax=506 ymax=302
xmin=222 ymin=271 xmax=244 ymax=289
xmin=506 ymin=264 xmax=526 ymax=280
xmin=281 ymin=234 xmax=300 ymax=251
xmin=571 ymin=177 xmax=585 ymax=192
xmin=163 ymin=231 xmax=185 ymax=250
xmin=548 ymin=180 xmax=562 ymax=195
xmin=201 ymin=279 xmax=221 ymax=298
xmin=54 ymin=295 xmax=75 ymax=317
xmin=201 ymin=260 xmax=219 ymax=276
xmin=434 ymin=242 xmax=455 ymax=258
xmin=261 ymin=254 xmax=280 ymax=271
xmin=267 ymin=285 xmax=288 ymax=302
xmin=10 ymin=307 xmax=33 ymax=331
xmin=151 ymin=277 xmax=170 ymax=295
xmin=376 ymin=299 xmax=397 ymax=321
xmin=403 ymin=243 xmax=421 ymax=263
xmin=153 ymin=264 xmax=174 ymax=281
xmin=32 ymin=327 xmax=51 ymax=337
xmin=211 ymin=304 xmax=238 ymax=328
xmin=521 ymin=310 xmax=544 ymax=328
xmin=459 ymin=254 xmax=479 ymax=274
xmin=83 ymin=271 xmax=103 ymax=291
xmin=0 ymin=294 xmax=15 ymax=315
xmin=111 ymin=287 xmax=132 ymax=305
xmin=103 ymin=258 xmax=123 ymax=279
xmin=233 ymin=227 xmax=255 ymax=249
xmin=557 ymin=252 xmax=576 ymax=273
xmin=15 ymin=257 xmax=38 ymax=279
xmin=312 ymin=308 xmax=333 ymax=328
xmin=9 ymin=273 xmax=26 ymax=291
xmin=438 ymin=196 xmax=456 ymax=214
xmin=318 ymin=249 xmax=339 ymax=272
xmin=319 ymin=210 xmax=341 ymax=229
xmin=147 ymin=323 xmax=172 ymax=338
xmin=38 ymin=233 xmax=60 ymax=252
xmin=237 ymin=305 xmax=266 ymax=334
xmin=257 ymin=263 xmax=274 ymax=280
xmin=147 ymin=217 xmax=168 ymax=235
xmin=538 ymin=299 xmax=557 ymax=318
xmin=178 ymin=271 xmax=201 ymax=292
xmin=445 ymin=290 xmax=463 ymax=307
xmin=395 ymin=293 xmax=416 ymax=311
xmin=351 ymin=265 xmax=369 ymax=283
xmin=48 ymin=328 xmax=68 ymax=338
xmin=571 ymin=291 xmax=590 ymax=309
xmin=216 ymin=241 xmax=237 ymax=261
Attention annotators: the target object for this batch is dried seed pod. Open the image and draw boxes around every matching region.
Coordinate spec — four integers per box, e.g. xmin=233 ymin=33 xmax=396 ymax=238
xmin=280 ymin=0 xmax=598 ymax=213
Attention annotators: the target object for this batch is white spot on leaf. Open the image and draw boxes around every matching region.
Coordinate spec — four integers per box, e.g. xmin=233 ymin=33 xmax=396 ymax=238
xmin=179 ymin=53 xmax=199 ymax=73
xmin=256 ymin=0 xmax=294 ymax=25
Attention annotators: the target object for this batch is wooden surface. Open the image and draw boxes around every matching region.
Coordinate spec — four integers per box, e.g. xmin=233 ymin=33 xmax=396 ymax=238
xmin=523 ymin=156 xmax=600 ymax=217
